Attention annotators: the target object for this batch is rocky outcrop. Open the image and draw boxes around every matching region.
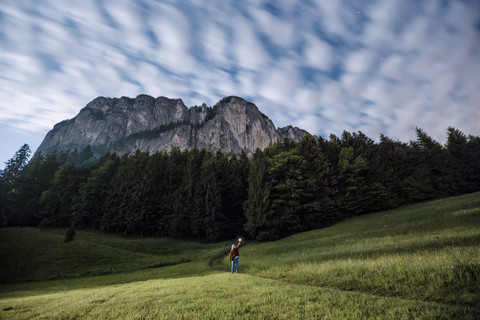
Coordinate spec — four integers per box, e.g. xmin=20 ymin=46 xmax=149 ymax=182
xmin=277 ymin=125 xmax=310 ymax=142
xmin=36 ymin=95 xmax=310 ymax=156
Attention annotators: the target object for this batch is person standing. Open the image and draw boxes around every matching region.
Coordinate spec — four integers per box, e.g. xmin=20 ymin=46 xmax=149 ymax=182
xmin=229 ymin=238 xmax=242 ymax=274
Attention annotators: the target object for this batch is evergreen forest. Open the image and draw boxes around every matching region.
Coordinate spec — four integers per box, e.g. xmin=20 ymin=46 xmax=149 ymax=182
xmin=1 ymin=127 xmax=479 ymax=241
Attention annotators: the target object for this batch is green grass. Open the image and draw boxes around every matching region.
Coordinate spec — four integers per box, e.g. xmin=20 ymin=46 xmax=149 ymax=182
xmin=0 ymin=228 xmax=228 ymax=284
xmin=236 ymin=192 xmax=480 ymax=308
xmin=1 ymin=192 xmax=479 ymax=319
xmin=1 ymin=273 xmax=474 ymax=320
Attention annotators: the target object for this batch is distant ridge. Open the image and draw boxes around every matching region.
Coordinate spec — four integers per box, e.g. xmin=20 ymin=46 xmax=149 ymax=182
xmin=36 ymin=95 xmax=309 ymax=156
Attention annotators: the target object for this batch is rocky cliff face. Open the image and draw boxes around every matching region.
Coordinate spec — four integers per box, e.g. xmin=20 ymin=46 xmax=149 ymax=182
xmin=36 ymin=95 xmax=309 ymax=156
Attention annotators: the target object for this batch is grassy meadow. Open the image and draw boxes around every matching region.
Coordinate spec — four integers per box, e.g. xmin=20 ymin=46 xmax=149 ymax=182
xmin=0 ymin=228 xmax=227 ymax=283
xmin=236 ymin=192 xmax=480 ymax=307
xmin=1 ymin=192 xmax=479 ymax=319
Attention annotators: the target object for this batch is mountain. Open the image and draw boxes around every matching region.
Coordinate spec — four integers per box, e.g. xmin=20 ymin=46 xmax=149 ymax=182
xmin=36 ymin=95 xmax=309 ymax=156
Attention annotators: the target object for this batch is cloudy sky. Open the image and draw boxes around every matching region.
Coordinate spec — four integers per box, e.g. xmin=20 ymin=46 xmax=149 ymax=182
xmin=1 ymin=0 xmax=479 ymax=165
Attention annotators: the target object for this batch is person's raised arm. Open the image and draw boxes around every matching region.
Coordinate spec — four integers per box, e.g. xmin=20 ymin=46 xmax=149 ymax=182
xmin=237 ymin=238 xmax=242 ymax=248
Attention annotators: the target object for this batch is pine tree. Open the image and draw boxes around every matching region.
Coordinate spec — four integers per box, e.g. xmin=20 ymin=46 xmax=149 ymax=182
xmin=336 ymin=146 xmax=369 ymax=215
xmin=73 ymin=154 xmax=119 ymax=229
xmin=222 ymin=152 xmax=249 ymax=238
xmin=410 ymin=128 xmax=449 ymax=200
xmin=201 ymin=153 xmax=224 ymax=242
xmin=165 ymin=148 xmax=188 ymax=237
xmin=243 ymin=149 xmax=272 ymax=240
xmin=40 ymin=165 xmax=89 ymax=227
xmin=178 ymin=148 xmax=206 ymax=239
xmin=11 ymin=153 xmax=46 ymax=226
xmin=297 ymin=134 xmax=337 ymax=227
xmin=466 ymin=135 xmax=480 ymax=191
xmin=446 ymin=127 xmax=476 ymax=194
xmin=148 ymin=151 xmax=170 ymax=235
xmin=1 ymin=144 xmax=31 ymax=226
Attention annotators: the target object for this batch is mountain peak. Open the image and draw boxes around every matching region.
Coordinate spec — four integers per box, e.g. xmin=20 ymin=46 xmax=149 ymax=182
xmin=36 ymin=95 xmax=309 ymax=156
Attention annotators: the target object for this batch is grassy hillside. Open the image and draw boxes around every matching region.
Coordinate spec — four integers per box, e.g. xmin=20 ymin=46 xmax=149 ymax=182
xmin=1 ymin=192 xmax=479 ymax=319
xmin=236 ymin=192 xmax=480 ymax=307
xmin=0 ymin=228 xmax=228 ymax=284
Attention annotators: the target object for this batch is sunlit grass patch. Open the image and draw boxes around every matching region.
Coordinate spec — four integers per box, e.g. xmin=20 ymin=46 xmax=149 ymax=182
xmin=0 ymin=273 xmax=473 ymax=320
xmin=263 ymin=247 xmax=480 ymax=305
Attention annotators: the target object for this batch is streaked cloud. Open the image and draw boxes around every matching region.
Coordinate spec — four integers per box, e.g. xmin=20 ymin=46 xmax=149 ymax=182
xmin=1 ymin=0 xmax=479 ymax=163
xmin=304 ymin=36 xmax=334 ymax=72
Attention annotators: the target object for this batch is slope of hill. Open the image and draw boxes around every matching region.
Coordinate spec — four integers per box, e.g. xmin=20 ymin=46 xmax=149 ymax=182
xmin=237 ymin=192 xmax=480 ymax=307
xmin=1 ymin=192 xmax=479 ymax=319
xmin=0 ymin=228 xmax=227 ymax=284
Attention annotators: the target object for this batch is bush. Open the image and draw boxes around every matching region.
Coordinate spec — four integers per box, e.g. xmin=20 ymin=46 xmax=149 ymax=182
xmin=64 ymin=226 xmax=76 ymax=242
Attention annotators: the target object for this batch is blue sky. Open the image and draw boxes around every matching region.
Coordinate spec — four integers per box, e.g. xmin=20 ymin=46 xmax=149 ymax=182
xmin=1 ymin=0 xmax=479 ymax=165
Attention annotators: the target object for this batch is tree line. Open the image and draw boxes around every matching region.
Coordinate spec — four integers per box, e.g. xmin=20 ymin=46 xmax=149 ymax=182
xmin=1 ymin=127 xmax=479 ymax=241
